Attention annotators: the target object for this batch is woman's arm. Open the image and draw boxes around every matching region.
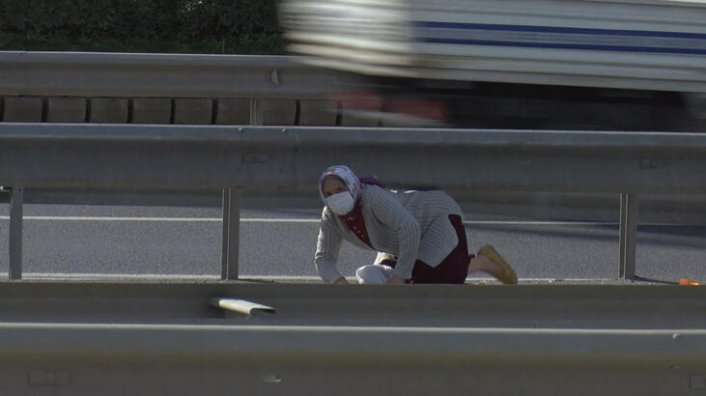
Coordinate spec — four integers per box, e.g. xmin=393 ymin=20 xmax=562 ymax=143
xmin=314 ymin=209 xmax=345 ymax=283
xmin=368 ymin=189 xmax=421 ymax=281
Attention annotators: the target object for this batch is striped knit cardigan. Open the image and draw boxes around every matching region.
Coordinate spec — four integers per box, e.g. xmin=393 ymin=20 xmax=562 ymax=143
xmin=315 ymin=185 xmax=465 ymax=283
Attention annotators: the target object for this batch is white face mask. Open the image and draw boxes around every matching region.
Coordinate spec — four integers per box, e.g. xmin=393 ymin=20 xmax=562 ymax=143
xmin=325 ymin=191 xmax=355 ymax=216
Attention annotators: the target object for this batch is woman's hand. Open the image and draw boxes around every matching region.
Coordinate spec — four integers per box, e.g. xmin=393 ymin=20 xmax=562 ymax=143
xmin=386 ymin=275 xmax=407 ymax=285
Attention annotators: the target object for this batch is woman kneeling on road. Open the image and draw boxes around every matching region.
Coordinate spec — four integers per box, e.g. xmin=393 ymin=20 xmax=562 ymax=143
xmin=314 ymin=165 xmax=518 ymax=285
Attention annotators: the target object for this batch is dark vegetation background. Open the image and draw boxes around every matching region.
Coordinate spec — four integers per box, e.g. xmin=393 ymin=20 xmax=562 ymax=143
xmin=0 ymin=0 xmax=283 ymax=53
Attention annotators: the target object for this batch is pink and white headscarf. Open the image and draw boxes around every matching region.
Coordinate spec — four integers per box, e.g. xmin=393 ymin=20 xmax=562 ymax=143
xmin=318 ymin=165 xmax=362 ymax=202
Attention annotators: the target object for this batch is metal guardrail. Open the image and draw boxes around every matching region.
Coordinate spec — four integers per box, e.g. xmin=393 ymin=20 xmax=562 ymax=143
xmin=1 ymin=44 xmax=703 ymax=396
xmin=0 ymin=51 xmax=339 ymax=99
xmin=0 ymin=51 xmax=360 ymax=126
xmin=2 ymin=50 xmax=704 ymax=227
xmin=0 ymin=281 xmax=704 ymax=395
xmin=3 ymin=123 xmax=706 ymax=281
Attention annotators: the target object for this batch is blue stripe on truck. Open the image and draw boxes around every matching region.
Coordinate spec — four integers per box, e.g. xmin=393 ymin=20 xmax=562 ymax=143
xmin=414 ymin=21 xmax=706 ymax=55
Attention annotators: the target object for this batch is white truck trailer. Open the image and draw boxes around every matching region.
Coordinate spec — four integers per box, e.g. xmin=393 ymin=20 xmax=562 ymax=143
xmin=280 ymin=0 xmax=706 ymax=130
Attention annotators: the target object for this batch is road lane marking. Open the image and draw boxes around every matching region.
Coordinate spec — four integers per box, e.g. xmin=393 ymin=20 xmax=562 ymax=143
xmin=0 ymin=216 xmax=315 ymax=223
xmin=22 ymin=273 xmax=613 ymax=283
xmin=0 ymin=215 xmax=629 ymax=226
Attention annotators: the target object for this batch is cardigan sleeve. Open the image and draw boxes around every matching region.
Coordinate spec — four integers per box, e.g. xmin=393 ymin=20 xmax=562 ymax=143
xmin=314 ymin=208 xmax=345 ymax=283
xmin=368 ymin=188 xmax=421 ymax=280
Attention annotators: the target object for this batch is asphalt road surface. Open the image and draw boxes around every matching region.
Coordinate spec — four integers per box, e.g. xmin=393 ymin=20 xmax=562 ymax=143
xmin=0 ymin=204 xmax=704 ymax=284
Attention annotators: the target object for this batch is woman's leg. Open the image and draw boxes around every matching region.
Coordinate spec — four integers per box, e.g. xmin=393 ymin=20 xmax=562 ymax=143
xmin=411 ymin=215 xmax=470 ymax=284
xmin=469 ymin=245 xmax=518 ymax=284
xmin=468 ymin=256 xmax=503 ymax=277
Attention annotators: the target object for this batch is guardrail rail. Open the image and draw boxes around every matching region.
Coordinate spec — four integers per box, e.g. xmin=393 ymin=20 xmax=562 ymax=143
xmin=3 ymin=123 xmax=706 ymax=281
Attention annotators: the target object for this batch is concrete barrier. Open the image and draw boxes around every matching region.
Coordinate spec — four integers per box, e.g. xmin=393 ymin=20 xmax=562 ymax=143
xmin=299 ymin=99 xmax=338 ymax=126
xmin=215 ymin=98 xmax=251 ymax=125
xmin=261 ymin=98 xmax=297 ymax=125
xmin=132 ymin=98 xmax=172 ymax=124
xmin=174 ymin=98 xmax=213 ymax=124
xmin=3 ymin=96 xmax=43 ymax=122
xmin=46 ymin=97 xmax=87 ymax=123
xmin=89 ymin=98 xmax=129 ymax=123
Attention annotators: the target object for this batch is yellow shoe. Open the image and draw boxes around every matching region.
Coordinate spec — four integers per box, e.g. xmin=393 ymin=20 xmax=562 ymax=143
xmin=477 ymin=244 xmax=518 ymax=285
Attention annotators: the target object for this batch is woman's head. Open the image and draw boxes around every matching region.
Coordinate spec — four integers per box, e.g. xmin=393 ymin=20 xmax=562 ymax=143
xmin=319 ymin=165 xmax=361 ymax=216
xmin=321 ymin=175 xmax=348 ymax=198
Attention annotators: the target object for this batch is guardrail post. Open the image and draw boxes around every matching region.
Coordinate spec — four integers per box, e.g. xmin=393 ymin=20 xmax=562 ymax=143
xmin=619 ymin=193 xmax=638 ymax=280
xmin=221 ymin=188 xmax=241 ymax=280
xmin=250 ymin=99 xmax=264 ymax=125
xmin=219 ymin=99 xmax=261 ymax=280
xmin=9 ymin=186 xmax=24 ymax=280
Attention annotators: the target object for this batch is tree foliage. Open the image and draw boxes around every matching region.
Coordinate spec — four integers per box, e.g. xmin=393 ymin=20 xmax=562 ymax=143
xmin=0 ymin=0 xmax=282 ymax=53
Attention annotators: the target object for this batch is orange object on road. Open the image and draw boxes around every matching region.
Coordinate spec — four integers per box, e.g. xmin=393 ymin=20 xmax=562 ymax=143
xmin=679 ymin=278 xmax=701 ymax=286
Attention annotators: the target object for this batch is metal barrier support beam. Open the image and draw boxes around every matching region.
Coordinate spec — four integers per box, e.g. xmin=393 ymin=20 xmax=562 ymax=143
xmin=220 ymin=188 xmax=241 ymax=280
xmin=249 ymin=98 xmax=264 ymax=126
xmin=9 ymin=186 xmax=23 ymax=280
xmin=619 ymin=193 xmax=639 ymax=280
xmin=219 ymin=97 xmax=263 ymax=279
